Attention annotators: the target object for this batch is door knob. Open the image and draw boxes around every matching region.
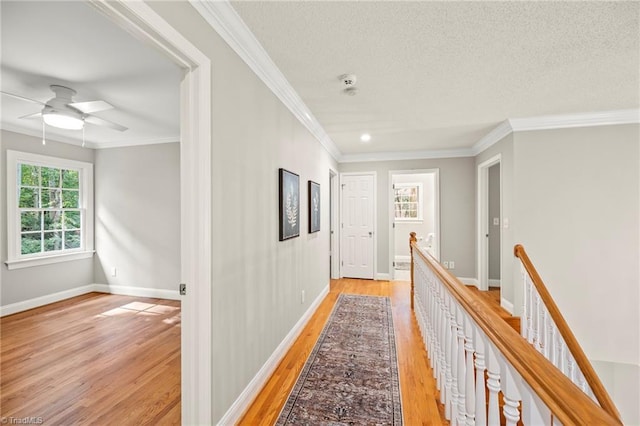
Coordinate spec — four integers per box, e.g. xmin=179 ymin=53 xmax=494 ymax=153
xmin=369 ymin=231 xmax=373 ymax=237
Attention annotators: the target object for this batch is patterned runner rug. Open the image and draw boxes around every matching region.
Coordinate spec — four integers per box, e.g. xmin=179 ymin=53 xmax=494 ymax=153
xmin=276 ymin=294 xmax=403 ymax=425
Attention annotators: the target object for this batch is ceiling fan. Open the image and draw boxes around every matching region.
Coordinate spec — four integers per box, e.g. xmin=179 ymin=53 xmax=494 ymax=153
xmin=1 ymin=85 xmax=127 ymax=131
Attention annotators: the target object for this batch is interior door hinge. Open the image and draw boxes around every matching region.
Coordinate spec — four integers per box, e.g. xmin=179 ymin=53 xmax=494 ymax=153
xmin=393 ymin=261 xmax=396 ymax=267
xmin=392 ymin=223 xmax=395 ymax=228
xmin=179 ymin=283 xmax=186 ymax=296
xmin=341 ymin=261 xmax=344 ymax=266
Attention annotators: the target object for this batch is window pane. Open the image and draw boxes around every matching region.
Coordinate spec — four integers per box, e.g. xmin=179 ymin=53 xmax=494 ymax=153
xmin=62 ymin=190 xmax=79 ymax=208
xmin=43 ymin=231 xmax=62 ymax=252
xmin=20 ymin=164 xmax=39 ymax=186
xmin=44 ymin=210 xmax=63 ymax=230
xmin=21 ymin=212 xmax=41 ymax=232
xmin=41 ymin=167 xmax=61 ymax=188
xmin=62 ymin=169 xmax=79 ymax=189
xmin=19 ymin=187 xmax=39 ymax=208
xmin=41 ymin=188 xmax=62 ymax=208
xmin=64 ymin=211 xmax=81 ymax=230
xmin=64 ymin=230 xmax=81 ymax=249
xmin=21 ymin=233 xmax=41 ymax=255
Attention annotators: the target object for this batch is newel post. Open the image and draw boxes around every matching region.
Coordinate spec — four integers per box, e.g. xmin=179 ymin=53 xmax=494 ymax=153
xmin=410 ymin=232 xmax=417 ymax=309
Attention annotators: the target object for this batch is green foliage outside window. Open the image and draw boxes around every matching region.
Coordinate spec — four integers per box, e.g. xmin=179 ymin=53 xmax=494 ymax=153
xmin=18 ymin=163 xmax=82 ymax=256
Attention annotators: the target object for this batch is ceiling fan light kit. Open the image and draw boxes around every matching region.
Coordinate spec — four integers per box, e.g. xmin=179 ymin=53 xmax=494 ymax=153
xmin=43 ymin=110 xmax=84 ymax=130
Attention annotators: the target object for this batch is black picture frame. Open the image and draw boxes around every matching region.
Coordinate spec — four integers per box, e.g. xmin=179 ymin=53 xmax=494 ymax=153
xmin=308 ymin=180 xmax=320 ymax=233
xmin=279 ymin=168 xmax=300 ymax=241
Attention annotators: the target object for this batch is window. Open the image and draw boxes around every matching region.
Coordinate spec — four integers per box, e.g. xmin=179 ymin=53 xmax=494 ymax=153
xmin=6 ymin=151 xmax=94 ymax=269
xmin=394 ymin=182 xmax=423 ymax=221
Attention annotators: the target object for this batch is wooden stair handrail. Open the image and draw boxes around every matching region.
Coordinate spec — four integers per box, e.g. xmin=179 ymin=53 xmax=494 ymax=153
xmin=514 ymin=244 xmax=622 ymax=423
xmin=411 ymin=241 xmax=622 ymax=425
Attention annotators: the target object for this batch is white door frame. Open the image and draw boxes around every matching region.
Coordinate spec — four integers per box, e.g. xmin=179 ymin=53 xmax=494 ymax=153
xmin=329 ymin=168 xmax=340 ymax=279
xmin=339 ymin=171 xmax=377 ymax=279
xmin=388 ymin=169 xmax=440 ymax=280
xmin=477 ymin=154 xmax=501 ymax=291
xmin=90 ymin=2 xmax=212 ymax=424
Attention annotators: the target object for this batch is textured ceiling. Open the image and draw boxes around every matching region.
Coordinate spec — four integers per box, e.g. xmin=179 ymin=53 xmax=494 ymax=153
xmin=231 ymin=1 xmax=640 ymax=155
xmin=0 ymin=1 xmax=181 ymax=148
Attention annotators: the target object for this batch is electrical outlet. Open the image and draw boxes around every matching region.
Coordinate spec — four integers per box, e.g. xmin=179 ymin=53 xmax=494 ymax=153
xmin=111 ymin=267 xmax=117 ymax=277
xmin=443 ymin=261 xmax=449 ymax=269
xmin=449 ymin=261 xmax=455 ymax=270
xmin=301 ymin=290 xmax=305 ymax=304
xmin=493 ymin=217 xmax=500 ymax=226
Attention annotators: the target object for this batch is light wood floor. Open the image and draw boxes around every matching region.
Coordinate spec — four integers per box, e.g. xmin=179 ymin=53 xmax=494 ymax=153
xmin=239 ymin=278 xmax=447 ymax=425
xmin=0 ymin=292 xmax=181 ymax=425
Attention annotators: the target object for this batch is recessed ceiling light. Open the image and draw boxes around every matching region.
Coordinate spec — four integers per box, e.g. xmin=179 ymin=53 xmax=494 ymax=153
xmin=360 ymin=133 xmax=371 ymax=142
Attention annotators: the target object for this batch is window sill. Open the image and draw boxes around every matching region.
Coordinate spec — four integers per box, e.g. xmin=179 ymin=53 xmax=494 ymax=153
xmin=5 ymin=250 xmax=95 ymax=270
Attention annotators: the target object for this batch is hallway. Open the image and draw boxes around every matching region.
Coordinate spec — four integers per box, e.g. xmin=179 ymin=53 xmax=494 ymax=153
xmin=239 ymin=278 xmax=447 ymax=425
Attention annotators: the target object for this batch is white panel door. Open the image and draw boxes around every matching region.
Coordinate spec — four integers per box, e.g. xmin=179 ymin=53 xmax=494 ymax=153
xmin=341 ymin=174 xmax=374 ymax=279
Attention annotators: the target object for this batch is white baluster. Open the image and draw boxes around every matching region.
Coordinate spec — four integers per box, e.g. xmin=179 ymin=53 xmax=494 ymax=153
xmin=474 ymin=327 xmax=487 ymax=426
xmin=449 ymin=297 xmax=459 ymax=424
xmin=525 ymin=271 xmax=534 ymax=343
xmin=521 ymin=263 xmax=529 ymax=340
xmin=534 ymin=290 xmax=542 ymax=352
xmin=438 ymin=283 xmax=447 ymax=404
xmin=443 ymin=291 xmax=453 ymax=415
xmin=501 ymin=363 xmax=522 ymax=426
xmin=485 ymin=341 xmax=501 ymax=426
xmin=464 ymin=318 xmax=476 ymax=426
xmin=456 ymin=306 xmax=467 ymax=426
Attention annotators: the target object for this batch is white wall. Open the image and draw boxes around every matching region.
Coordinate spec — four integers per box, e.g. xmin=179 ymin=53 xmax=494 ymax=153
xmin=93 ymin=143 xmax=180 ymax=292
xmin=147 ymin=3 xmax=337 ymax=421
xmin=392 ymin=172 xmax=435 ymax=260
xmin=340 ymin=157 xmax=475 ymax=278
xmin=513 ymin=124 xmax=639 ymax=424
xmin=0 ymin=130 xmax=94 ymax=306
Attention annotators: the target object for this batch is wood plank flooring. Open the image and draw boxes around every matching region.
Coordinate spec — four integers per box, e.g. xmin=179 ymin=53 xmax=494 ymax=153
xmin=239 ymin=278 xmax=447 ymax=425
xmin=0 ymin=292 xmax=181 ymax=425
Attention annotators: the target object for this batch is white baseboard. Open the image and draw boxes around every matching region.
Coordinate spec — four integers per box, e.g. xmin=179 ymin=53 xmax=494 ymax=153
xmin=501 ymin=297 xmax=515 ymax=315
xmin=458 ymin=277 xmax=479 ymax=287
xmin=489 ymin=279 xmax=501 ymax=287
xmin=92 ymin=284 xmax=180 ymax=300
xmin=0 ymin=284 xmax=98 ymax=317
xmin=394 ymin=255 xmax=411 ymax=263
xmin=217 ymin=284 xmax=330 ymax=425
xmin=1 ymin=283 xmax=180 ymax=317
xmin=376 ymin=273 xmax=391 ymax=281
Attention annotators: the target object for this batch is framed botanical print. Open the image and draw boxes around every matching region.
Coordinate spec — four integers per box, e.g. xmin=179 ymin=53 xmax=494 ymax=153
xmin=308 ymin=180 xmax=320 ymax=233
xmin=279 ymin=168 xmax=300 ymax=241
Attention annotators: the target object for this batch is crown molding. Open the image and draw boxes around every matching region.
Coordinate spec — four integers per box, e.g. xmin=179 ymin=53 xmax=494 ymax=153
xmin=470 ymin=120 xmax=513 ymax=156
xmin=509 ymin=108 xmax=640 ymax=132
xmin=189 ymin=0 xmax=342 ymax=162
xmin=0 ymin=124 xmax=179 ymax=149
xmin=340 ymin=147 xmax=474 ymax=163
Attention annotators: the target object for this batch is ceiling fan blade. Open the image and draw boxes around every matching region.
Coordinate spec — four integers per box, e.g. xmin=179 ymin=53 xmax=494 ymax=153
xmin=84 ymin=115 xmax=128 ymax=132
xmin=1 ymin=91 xmax=46 ymax=106
xmin=69 ymin=100 xmax=113 ymax=114
xmin=19 ymin=112 xmax=43 ymax=120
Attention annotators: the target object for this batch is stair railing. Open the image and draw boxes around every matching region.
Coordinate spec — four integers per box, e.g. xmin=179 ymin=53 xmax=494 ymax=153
xmin=410 ymin=235 xmax=621 ymax=425
xmin=514 ymin=244 xmax=621 ymax=423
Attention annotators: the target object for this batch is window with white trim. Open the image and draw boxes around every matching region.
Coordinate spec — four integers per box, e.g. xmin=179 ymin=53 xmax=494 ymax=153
xmin=393 ymin=182 xmax=423 ymax=221
xmin=6 ymin=150 xmax=94 ymax=269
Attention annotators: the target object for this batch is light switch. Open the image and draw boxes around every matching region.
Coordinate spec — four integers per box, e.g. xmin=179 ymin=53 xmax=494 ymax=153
xmin=503 ymin=218 xmax=510 ymax=229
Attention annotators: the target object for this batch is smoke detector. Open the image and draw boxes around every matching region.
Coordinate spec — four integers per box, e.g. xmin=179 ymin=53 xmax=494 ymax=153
xmin=339 ymin=73 xmax=358 ymax=96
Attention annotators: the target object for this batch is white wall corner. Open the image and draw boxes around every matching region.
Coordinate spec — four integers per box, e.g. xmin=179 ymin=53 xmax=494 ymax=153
xmin=471 ymin=120 xmax=513 ymax=156
xmin=376 ymin=273 xmax=391 ymax=281
xmin=188 ymin=0 xmax=341 ymax=162
xmin=217 ymin=284 xmax=330 ymax=425
xmin=500 ymin=297 xmax=515 ymax=315
xmin=458 ymin=277 xmax=479 ymax=287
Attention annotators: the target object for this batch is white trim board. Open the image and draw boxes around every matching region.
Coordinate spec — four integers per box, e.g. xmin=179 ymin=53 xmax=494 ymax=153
xmin=189 ymin=0 xmax=341 ymax=162
xmin=458 ymin=277 xmax=479 ymax=287
xmin=0 ymin=284 xmax=180 ymax=317
xmin=376 ymin=273 xmax=391 ymax=281
xmin=217 ymin=285 xmax=330 ymax=425
xmin=501 ymin=297 xmax=515 ymax=315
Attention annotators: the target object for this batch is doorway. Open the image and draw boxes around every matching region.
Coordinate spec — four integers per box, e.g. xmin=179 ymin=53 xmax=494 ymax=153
xmin=340 ymin=172 xmax=376 ymax=279
xmin=329 ymin=168 xmax=339 ymax=279
xmin=477 ymin=154 xmax=501 ymax=291
xmin=94 ymin=2 xmax=212 ymax=424
xmin=389 ymin=169 xmax=440 ymax=281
